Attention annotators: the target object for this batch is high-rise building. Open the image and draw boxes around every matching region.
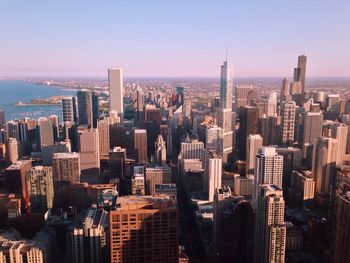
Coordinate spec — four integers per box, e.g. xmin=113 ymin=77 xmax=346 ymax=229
xmin=5 ymin=160 xmax=32 ymax=205
xmin=52 ymin=152 xmax=80 ymax=184
xmin=238 ymin=105 xmax=259 ymax=159
xmin=134 ymin=129 xmax=148 ymax=164
xmin=36 ymin=117 xmax=54 ymax=150
xmin=133 ymin=85 xmax=144 ymax=122
xmin=235 ymin=85 xmax=257 ymax=110
xmin=26 ymin=166 xmax=54 ymax=212
xmin=258 ymin=115 xmax=279 ymax=146
xmin=109 ymin=196 xmax=178 ymax=263
xmin=62 ymin=96 xmax=77 ymax=123
xmin=108 ymin=67 xmax=123 ymax=123
xmin=5 ymin=120 xmax=20 ymax=141
xmin=155 ymin=134 xmax=166 ymax=165
xmin=77 ymin=90 xmax=93 ymax=127
xmin=205 ymin=125 xmax=223 ymax=154
xmin=132 ymin=166 xmax=145 ymax=195
xmin=67 ymin=206 xmax=109 ymax=263
xmin=145 ymin=165 xmax=172 ymax=195
xmin=293 ymin=55 xmax=307 ymax=98
xmin=333 ymin=192 xmax=350 ymax=263
xmin=109 ymin=147 xmax=126 ymax=180
xmin=267 ymin=92 xmax=277 ymax=117
xmin=49 ymin=114 xmax=59 ymax=142
xmin=280 ymin=79 xmax=291 ymax=103
xmin=254 ymin=147 xmax=283 ymax=208
xmin=78 ymin=128 xmax=100 ymax=175
xmin=180 ymin=137 xmax=204 ymax=161
xmin=97 ymin=118 xmax=110 ymax=158
xmin=280 ymin=100 xmax=296 ymax=145
xmin=329 ymin=123 xmax=348 ymax=164
xmin=0 ymin=109 xmax=5 ymax=128
xmin=312 ymin=137 xmax=337 ymax=195
xmin=218 ymin=60 xmax=234 ymax=164
xmin=254 ymin=185 xmax=286 ymax=263
xmin=176 ymin=86 xmax=184 ymax=109
xmin=92 ymin=92 xmax=99 ymax=128
xmin=203 ymin=150 xmax=222 ymax=202
xmin=300 ymin=111 xmax=323 ymax=154
xmin=246 ymin=134 xmax=263 ymax=174
xmin=276 ymin=147 xmax=302 ymax=187
xmin=5 ymin=137 xmax=19 ymax=164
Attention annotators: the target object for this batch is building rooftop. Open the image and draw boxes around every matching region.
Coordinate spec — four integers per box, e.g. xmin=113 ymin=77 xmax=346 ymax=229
xmin=115 ymin=195 xmax=176 ymax=210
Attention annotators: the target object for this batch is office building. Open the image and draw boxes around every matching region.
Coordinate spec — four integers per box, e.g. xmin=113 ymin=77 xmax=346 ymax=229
xmin=48 ymin=114 xmax=59 ymax=142
xmin=203 ymin=151 xmax=222 ymax=202
xmin=300 ymin=111 xmax=323 ymax=153
xmin=254 ymin=185 xmax=286 ymax=263
xmin=62 ymin=96 xmax=76 ymax=123
xmin=78 ymin=128 xmax=100 ymax=175
xmin=145 ymin=165 xmax=172 ymax=195
xmin=77 ymin=90 xmax=93 ymax=127
xmin=26 ymin=166 xmax=54 ymax=212
xmin=180 ymin=138 xmax=204 ymax=161
xmin=312 ymin=137 xmax=337 ymax=195
xmin=5 ymin=137 xmax=19 ymax=164
xmin=280 ymin=78 xmax=291 ymax=103
xmin=133 ymin=85 xmax=144 ymax=122
xmin=155 ymin=183 xmax=177 ymax=201
xmin=291 ymin=170 xmax=315 ymax=201
xmin=267 ymin=92 xmax=277 ymax=117
xmin=131 ymin=175 xmax=145 ymax=196
xmin=235 ymin=85 xmax=257 ymax=110
xmin=5 ymin=160 xmax=32 ymax=204
xmin=5 ymin=120 xmax=20 ymax=141
xmin=52 ymin=152 xmax=80 ymax=184
xmin=0 ymin=110 xmax=5 ymax=128
xmin=258 ymin=115 xmax=279 ymax=146
xmin=280 ymin=100 xmax=296 ymax=145
xmin=155 ymin=134 xmax=166 ymax=165
xmin=246 ymin=134 xmax=263 ymax=174
xmin=97 ymin=118 xmax=110 ymax=158
xmin=238 ymin=105 xmax=259 ymax=159
xmin=109 ymin=196 xmax=178 ymax=263
xmin=329 ymin=123 xmax=348 ymax=164
xmin=109 ymin=147 xmax=126 ymax=180
xmin=108 ymin=67 xmax=124 ymax=122
xmin=205 ymin=125 xmax=223 ymax=154
xmin=67 ymin=207 xmax=109 ymax=263
xmin=293 ymin=55 xmax=307 ymax=98
xmin=36 ymin=117 xmax=54 ymax=150
xmin=254 ymin=147 xmax=283 ymax=207
xmin=176 ymin=86 xmax=184 ymax=109
xmin=134 ymin=129 xmax=148 ymax=164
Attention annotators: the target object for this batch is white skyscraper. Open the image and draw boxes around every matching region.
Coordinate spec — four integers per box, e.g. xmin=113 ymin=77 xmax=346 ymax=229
xmin=254 ymin=147 xmax=284 ymax=208
xmin=246 ymin=134 xmax=263 ymax=174
xmin=267 ymin=92 xmax=277 ymax=117
xmin=155 ymin=134 xmax=166 ymax=165
xmin=108 ymin=67 xmax=123 ymax=122
xmin=218 ymin=60 xmax=234 ymax=164
xmin=254 ymin=184 xmax=286 ymax=263
xmin=203 ymin=151 xmax=222 ymax=202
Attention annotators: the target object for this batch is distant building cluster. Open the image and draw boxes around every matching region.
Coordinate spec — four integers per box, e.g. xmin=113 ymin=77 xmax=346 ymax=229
xmin=0 ymin=54 xmax=349 ymax=263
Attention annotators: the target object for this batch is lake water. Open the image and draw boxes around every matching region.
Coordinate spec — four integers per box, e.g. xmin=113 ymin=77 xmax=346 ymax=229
xmin=0 ymin=80 xmax=75 ymax=121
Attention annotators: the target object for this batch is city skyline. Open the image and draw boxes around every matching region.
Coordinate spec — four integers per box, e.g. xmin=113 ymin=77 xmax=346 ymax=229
xmin=1 ymin=1 xmax=350 ymax=78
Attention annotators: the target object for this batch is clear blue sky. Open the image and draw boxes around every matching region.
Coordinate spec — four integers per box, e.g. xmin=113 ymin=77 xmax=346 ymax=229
xmin=1 ymin=0 xmax=349 ymax=78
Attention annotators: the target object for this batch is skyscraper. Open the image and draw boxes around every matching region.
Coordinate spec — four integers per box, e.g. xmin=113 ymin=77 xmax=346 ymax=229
xmin=0 ymin=110 xmax=5 ymax=128
xmin=134 ymin=129 xmax=148 ymax=164
xmin=312 ymin=137 xmax=337 ymax=195
xmin=26 ymin=166 xmax=54 ymax=212
xmin=280 ymin=78 xmax=291 ymax=103
xmin=293 ymin=55 xmax=307 ymax=97
xmin=238 ymin=105 xmax=259 ymax=159
xmin=218 ymin=60 xmax=234 ymax=164
xmin=176 ymin=86 xmax=184 ymax=109
xmin=5 ymin=137 xmax=19 ymax=165
xmin=36 ymin=117 xmax=54 ymax=151
xmin=97 ymin=118 xmax=110 ymax=158
xmin=108 ymin=67 xmax=123 ymax=122
xmin=133 ymin=85 xmax=144 ymax=123
xmin=62 ymin=96 xmax=75 ymax=123
xmin=205 ymin=125 xmax=223 ymax=154
xmin=254 ymin=147 xmax=283 ymax=208
xmin=267 ymin=92 xmax=278 ymax=117
xmin=109 ymin=146 xmax=126 ymax=180
xmin=329 ymin=123 xmax=348 ymax=164
xmin=203 ymin=150 xmax=222 ymax=202
xmin=254 ymin=185 xmax=286 ymax=263
xmin=235 ymin=85 xmax=257 ymax=110
xmin=77 ymin=90 xmax=93 ymax=127
xmin=300 ymin=111 xmax=323 ymax=153
xmin=280 ymin=100 xmax=296 ymax=145
xmin=155 ymin=134 xmax=166 ymax=165
xmin=180 ymin=137 xmax=204 ymax=160
xmin=246 ymin=134 xmax=263 ymax=174
xmin=78 ymin=128 xmax=100 ymax=175
xmin=109 ymin=196 xmax=178 ymax=263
